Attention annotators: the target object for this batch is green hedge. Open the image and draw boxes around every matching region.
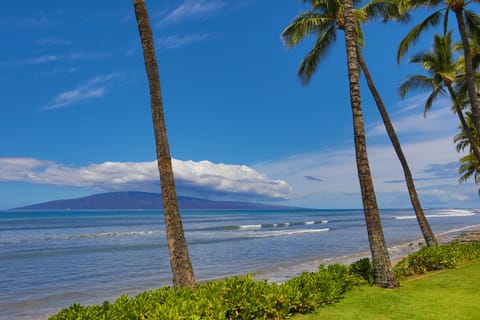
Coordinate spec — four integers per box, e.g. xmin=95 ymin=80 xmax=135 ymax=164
xmin=49 ymin=264 xmax=365 ymax=320
xmin=393 ymin=241 xmax=480 ymax=278
xmin=49 ymin=242 xmax=480 ymax=320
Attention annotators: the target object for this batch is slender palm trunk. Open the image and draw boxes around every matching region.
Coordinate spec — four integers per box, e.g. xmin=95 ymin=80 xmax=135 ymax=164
xmin=357 ymin=50 xmax=438 ymax=247
xmin=446 ymin=84 xmax=480 ymax=162
xmin=454 ymin=9 xmax=480 ymax=142
xmin=343 ymin=0 xmax=398 ymax=288
xmin=133 ymin=0 xmax=196 ymax=289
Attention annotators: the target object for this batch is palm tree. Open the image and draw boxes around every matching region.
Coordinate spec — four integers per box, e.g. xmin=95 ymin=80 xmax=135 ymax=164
xmin=283 ymin=0 xmax=398 ymax=287
xmin=133 ymin=0 xmax=196 ymax=289
xmin=399 ymin=32 xmax=480 ymax=165
xmin=396 ymin=0 xmax=480 ymax=143
xmin=344 ymin=0 xmax=399 ymax=288
xmin=454 ymin=111 xmax=480 ymax=192
xmin=283 ymin=0 xmax=437 ymax=248
xmin=357 ymin=50 xmax=438 ymax=246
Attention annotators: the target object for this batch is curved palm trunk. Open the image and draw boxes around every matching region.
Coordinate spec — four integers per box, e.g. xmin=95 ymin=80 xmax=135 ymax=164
xmin=446 ymin=84 xmax=480 ymax=162
xmin=357 ymin=50 xmax=438 ymax=247
xmin=133 ymin=0 xmax=196 ymax=289
xmin=454 ymin=9 xmax=480 ymax=142
xmin=343 ymin=0 xmax=398 ymax=288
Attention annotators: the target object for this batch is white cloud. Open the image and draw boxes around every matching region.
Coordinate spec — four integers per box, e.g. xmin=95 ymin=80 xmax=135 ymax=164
xmin=35 ymin=38 xmax=75 ymax=46
xmin=157 ymin=33 xmax=211 ymax=49
xmin=27 ymin=54 xmax=60 ymax=64
xmin=161 ymin=0 xmax=226 ymax=25
xmin=24 ymin=14 xmax=51 ymax=27
xmin=43 ymin=73 xmax=120 ymax=110
xmin=0 ymin=158 xmax=292 ymax=201
xmin=255 ymin=98 xmax=477 ymax=208
xmin=367 ymin=96 xmax=456 ymax=139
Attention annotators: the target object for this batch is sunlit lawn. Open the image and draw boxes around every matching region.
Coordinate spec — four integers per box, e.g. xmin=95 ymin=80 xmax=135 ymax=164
xmin=293 ymin=261 xmax=480 ymax=320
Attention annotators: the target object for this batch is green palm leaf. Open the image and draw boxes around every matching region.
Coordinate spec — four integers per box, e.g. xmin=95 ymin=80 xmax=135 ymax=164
xmin=424 ymin=86 xmax=446 ymax=115
xmin=298 ymin=26 xmax=337 ymax=84
xmin=282 ymin=12 xmax=333 ymax=48
xmin=397 ymin=11 xmax=443 ymax=63
xmin=464 ymin=9 xmax=480 ymax=43
xmin=399 ymin=74 xmax=435 ymax=98
xmin=361 ymin=0 xmax=410 ymax=23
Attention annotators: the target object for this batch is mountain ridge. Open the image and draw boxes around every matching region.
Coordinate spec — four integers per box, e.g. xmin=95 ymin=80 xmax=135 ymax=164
xmin=14 ymin=191 xmax=301 ymax=210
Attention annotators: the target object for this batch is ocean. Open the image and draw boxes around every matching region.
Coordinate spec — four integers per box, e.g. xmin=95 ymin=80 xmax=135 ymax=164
xmin=1 ymin=208 xmax=479 ymax=320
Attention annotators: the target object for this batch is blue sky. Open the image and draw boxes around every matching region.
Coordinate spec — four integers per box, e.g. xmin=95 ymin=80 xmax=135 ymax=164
xmin=0 ymin=0 xmax=478 ymax=209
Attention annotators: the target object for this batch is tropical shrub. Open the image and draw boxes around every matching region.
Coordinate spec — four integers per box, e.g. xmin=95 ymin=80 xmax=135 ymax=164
xmin=49 ymin=264 xmax=364 ymax=320
xmin=49 ymin=242 xmax=480 ymax=320
xmin=350 ymin=257 xmax=375 ymax=285
xmin=393 ymin=242 xmax=480 ymax=278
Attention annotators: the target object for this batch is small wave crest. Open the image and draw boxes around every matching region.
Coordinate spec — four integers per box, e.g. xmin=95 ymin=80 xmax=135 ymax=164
xmin=203 ymin=220 xmax=329 ymax=232
xmin=393 ymin=209 xmax=476 ymax=220
xmin=250 ymin=228 xmax=330 ymax=238
xmin=239 ymin=224 xmax=262 ymax=229
xmin=2 ymin=230 xmax=163 ymax=244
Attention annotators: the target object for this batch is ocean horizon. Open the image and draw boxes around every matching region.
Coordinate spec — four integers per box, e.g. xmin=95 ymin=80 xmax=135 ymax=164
xmin=1 ymin=208 xmax=479 ymax=320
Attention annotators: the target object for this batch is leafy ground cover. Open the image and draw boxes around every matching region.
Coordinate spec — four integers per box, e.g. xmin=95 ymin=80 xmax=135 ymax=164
xmin=49 ymin=242 xmax=480 ymax=319
xmin=293 ymin=261 xmax=480 ymax=320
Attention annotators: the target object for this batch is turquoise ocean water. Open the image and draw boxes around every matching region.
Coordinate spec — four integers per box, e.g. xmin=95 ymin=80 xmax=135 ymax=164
xmin=1 ymin=208 xmax=479 ymax=319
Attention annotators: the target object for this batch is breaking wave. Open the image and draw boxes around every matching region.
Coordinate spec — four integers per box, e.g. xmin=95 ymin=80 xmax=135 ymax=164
xmin=250 ymin=228 xmax=330 ymax=238
xmin=393 ymin=209 xmax=476 ymax=220
xmin=195 ymin=220 xmax=329 ymax=232
xmin=1 ymin=230 xmax=163 ymax=245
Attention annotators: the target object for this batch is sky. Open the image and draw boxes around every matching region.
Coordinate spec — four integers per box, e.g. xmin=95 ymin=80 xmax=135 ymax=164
xmin=0 ymin=0 xmax=478 ymax=210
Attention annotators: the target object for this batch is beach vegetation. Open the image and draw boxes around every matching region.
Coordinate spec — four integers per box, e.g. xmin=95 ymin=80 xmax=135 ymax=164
xmin=48 ymin=242 xmax=480 ymax=319
xmin=49 ymin=263 xmax=365 ymax=319
xmin=133 ymin=0 xmax=196 ymax=289
xmin=293 ymin=259 xmax=480 ymax=320
xmin=393 ymin=241 xmax=480 ymax=277
xmin=455 ymin=112 xmax=480 ymax=191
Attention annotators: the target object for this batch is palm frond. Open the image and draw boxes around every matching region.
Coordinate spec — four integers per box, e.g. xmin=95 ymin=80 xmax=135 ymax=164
xmin=282 ymin=12 xmax=333 ymax=48
xmin=443 ymin=6 xmax=449 ymax=36
xmin=355 ymin=20 xmax=365 ymax=47
xmin=303 ymin=0 xmax=340 ymax=14
xmin=464 ymin=9 xmax=480 ymax=43
xmin=298 ymin=26 xmax=337 ymax=85
xmin=424 ymin=86 xmax=446 ymax=116
xmin=409 ymin=51 xmax=436 ymax=70
xmin=458 ymin=153 xmax=480 ymax=183
xmin=360 ymin=0 xmax=410 ymax=24
xmin=397 ymin=10 xmax=443 ymax=63
xmin=454 ymin=111 xmax=477 ymax=152
xmin=399 ymin=74 xmax=434 ymax=98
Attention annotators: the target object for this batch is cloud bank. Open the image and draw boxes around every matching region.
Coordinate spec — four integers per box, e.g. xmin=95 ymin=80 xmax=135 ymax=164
xmin=0 ymin=157 xmax=291 ymax=202
xmin=255 ymin=98 xmax=477 ymax=208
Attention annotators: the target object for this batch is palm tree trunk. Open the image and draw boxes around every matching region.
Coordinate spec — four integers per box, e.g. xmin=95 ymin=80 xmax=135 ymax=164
xmin=357 ymin=50 xmax=438 ymax=247
xmin=133 ymin=0 xmax=196 ymax=289
xmin=454 ymin=9 xmax=480 ymax=142
xmin=446 ymin=84 xmax=480 ymax=163
xmin=343 ymin=0 xmax=398 ymax=288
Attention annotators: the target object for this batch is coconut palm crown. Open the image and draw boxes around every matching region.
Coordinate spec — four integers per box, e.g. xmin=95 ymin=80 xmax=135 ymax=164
xmin=396 ymin=0 xmax=480 ymax=142
xmin=399 ymin=31 xmax=480 ymax=162
xmin=282 ymin=0 xmax=408 ymax=84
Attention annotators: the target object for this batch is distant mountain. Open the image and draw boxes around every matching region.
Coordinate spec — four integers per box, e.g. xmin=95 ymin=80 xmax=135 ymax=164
xmin=15 ymin=191 xmax=300 ymax=210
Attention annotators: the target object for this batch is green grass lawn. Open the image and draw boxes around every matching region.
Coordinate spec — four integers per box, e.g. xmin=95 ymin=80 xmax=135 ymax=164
xmin=293 ymin=261 xmax=480 ymax=320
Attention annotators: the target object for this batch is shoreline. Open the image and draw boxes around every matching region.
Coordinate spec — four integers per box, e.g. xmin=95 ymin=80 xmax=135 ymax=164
xmin=9 ymin=223 xmax=480 ymax=320
xmin=254 ymin=224 xmax=480 ymax=283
